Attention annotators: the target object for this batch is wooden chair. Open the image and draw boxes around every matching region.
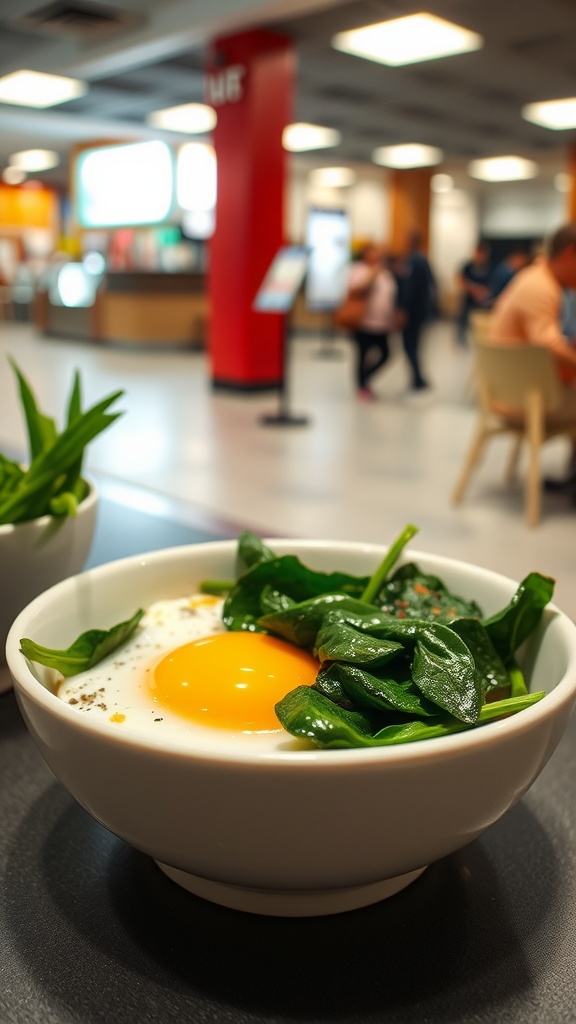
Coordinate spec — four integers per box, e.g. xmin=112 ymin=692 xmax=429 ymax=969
xmin=452 ymin=339 xmax=576 ymax=526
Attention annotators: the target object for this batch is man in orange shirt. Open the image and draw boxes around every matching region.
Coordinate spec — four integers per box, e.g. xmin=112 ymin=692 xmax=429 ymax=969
xmin=488 ymin=222 xmax=576 ymax=487
xmin=488 ymin=223 xmax=576 ymax=379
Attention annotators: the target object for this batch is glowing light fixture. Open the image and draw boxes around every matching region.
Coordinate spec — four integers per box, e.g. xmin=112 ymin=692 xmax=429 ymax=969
xmin=2 ymin=166 xmax=26 ymax=185
xmin=177 ymin=143 xmax=216 ymax=211
xmin=147 ymin=103 xmax=217 ymax=133
xmin=431 ymin=172 xmax=454 ymax=192
xmin=75 ymin=140 xmax=174 ymax=228
xmin=9 ymin=149 xmax=59 ymax=171
xmin=468 ymin=156 xmax=539 ymax=182
xmin=0 ymin=69 xmax=86 ymax=107
xmin=554 ymin=172 xmax=571 ymax=193
xmin=283 ymin=123 xmax=341 ymax=152
xmin=309 ymin=166 xmax=356 ymax=187
xmin=332 ymin=14 xmax=483 ymax=67
xmin=373 ymin=144 xmax=443 ymax=169
xmin=522 ymin=97 xmax=576 ymax=130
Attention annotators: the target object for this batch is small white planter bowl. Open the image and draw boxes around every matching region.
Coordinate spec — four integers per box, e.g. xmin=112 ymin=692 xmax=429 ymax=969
xmin=0 ymin=480 xmax=98 ymax=692
xmin=6 ymin=539 xmax=576 ymax=917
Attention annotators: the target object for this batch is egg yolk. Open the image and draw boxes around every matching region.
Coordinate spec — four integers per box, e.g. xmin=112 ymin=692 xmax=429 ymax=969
xmin=150 ymin=631 xmax=319 ymax=732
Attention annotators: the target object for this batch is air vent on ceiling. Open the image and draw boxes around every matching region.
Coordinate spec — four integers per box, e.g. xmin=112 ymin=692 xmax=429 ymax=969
xmin=13 ymin=1 xmax=144 ymax=40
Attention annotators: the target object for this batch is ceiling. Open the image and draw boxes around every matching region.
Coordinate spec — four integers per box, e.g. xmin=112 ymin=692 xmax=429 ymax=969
xmin=1 ymin=0 xmax=576 ymax=189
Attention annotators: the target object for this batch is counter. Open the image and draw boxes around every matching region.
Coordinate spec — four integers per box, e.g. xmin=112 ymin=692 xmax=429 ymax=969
xmin=36 ymin=270 xmax=208 ymax=347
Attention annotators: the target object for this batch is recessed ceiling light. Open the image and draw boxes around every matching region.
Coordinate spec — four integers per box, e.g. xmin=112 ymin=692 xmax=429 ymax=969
xmin=147 ymin=103 xmax=217 ymax=134
xmin=2 ymin=166 xmax=26 ymax=185
xmin=309 ymin=166 xmax=356 ymax=187
xmin=0 ymin=69 xmax=86 ymax=108
xmin=372 ymin=144 xmax=443 ymax=169
xmin=9 ymin=149 xmax=60 ymax=172
xmin=430 ymin=172 xmax=454 ymax=192
xmin=332 ymin=14 xmax=483 ymax=67
xmin=522 ymin=97 xmax=576 ymax=130
xmin=467 ymin=156 xmax=539 ymax=182
xmin=283 ymin=123 xmax=341 ymax=152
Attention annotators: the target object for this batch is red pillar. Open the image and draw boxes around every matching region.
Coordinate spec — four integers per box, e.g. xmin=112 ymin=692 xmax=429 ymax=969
xmin=206 ymin=29 xmax=294 ymax=390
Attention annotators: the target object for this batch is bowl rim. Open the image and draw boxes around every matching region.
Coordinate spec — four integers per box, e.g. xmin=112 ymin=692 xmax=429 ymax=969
xmin=7 ymin=538 xmax=576 ymax=769
xmin=0 ymin=476 xmax=98 ymax=537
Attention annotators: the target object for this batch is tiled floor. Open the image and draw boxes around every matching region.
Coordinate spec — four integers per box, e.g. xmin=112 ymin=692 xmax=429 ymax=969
xmin=2 ymin=318 xmax=576 ymax=618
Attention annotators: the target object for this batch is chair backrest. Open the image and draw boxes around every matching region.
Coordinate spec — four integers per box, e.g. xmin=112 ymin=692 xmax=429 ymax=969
xmin=473 ymin=339 xmax=562 ymax=413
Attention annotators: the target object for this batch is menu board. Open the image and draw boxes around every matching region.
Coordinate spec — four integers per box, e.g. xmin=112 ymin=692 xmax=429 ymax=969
xmin=253 ymin=246 xmax=309 ymax=312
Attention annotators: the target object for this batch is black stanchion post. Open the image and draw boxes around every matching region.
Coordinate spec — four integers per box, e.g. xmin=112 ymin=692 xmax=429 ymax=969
xmin=260 ymin=313 xmax=309 ymax=427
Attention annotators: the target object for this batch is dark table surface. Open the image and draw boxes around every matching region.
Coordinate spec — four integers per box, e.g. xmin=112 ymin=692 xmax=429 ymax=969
xmin=2 ymin=493 xmax=576 ymax=1024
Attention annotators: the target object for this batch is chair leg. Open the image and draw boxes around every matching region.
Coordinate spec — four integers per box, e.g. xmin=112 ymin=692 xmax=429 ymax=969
xmin=452 ymin=420 xmax=489 ymax=505
xmin=504 ymin=434 xmax=523 ymax=482
xmin=525 ymin=392 xmax=543 ymax=527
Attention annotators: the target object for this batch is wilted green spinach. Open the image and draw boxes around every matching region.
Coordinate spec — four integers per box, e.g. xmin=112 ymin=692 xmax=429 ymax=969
xmin=201 ymin=526 xmax=552 ymax=748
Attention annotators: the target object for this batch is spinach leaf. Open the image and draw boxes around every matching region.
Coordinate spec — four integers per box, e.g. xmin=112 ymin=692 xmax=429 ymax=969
xmin=259 ymin=594 xmax=387 ymax=648
xmin=448 ymin=617 xmax=509 ymax=694
xmin=237 ymin=530 xmax=276 ymax=571
xmin=223 ymin=558 xmax=369 ymax=632
xmin=275 ymin=686 xmax=382 ymax=749
xmin=378 ymin=563 xmax=483 ymax=621
xmin=482 ymin=573 xmax=555 ymax=663
xmin=276 ymin=686 xmax=546 ymax=749
xmin=318 ymin=662 xmax=438 ymax=716
xmin=314 ymin=620 xmax=403 ymax=669
xmin=349 ymin=617 xmax=483 ymax=723
xmin=20 ymin=609 xmax=144 ymax=678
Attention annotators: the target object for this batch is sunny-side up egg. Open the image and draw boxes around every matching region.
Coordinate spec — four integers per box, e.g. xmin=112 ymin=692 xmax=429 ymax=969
xmin=56 ymin=595 xmax=319 ymax=750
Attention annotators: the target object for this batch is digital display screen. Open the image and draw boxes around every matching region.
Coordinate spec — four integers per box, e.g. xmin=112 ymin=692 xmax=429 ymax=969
xmin=75 ymin=140 xmax=175 ymax=228
xmin=305 ymin=207 xmax=351 ymax=311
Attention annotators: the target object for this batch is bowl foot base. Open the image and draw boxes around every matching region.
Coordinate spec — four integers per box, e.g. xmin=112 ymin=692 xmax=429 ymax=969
xmin=155 ymin=861 xmax=428 ymax=916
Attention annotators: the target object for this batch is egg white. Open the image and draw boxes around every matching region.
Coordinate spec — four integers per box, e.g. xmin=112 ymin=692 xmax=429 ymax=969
xmin=55 ymin=596 xmax=300 ymax=752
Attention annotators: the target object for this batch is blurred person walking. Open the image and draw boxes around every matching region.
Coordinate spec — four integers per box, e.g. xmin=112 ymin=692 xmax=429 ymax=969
xmin=455 ymin=241 xmax=491 ymax=345
xmin=396 ymin=229 xmax=438 ymax=395
xmin=345 ymin=243 xmax=398 ymax=400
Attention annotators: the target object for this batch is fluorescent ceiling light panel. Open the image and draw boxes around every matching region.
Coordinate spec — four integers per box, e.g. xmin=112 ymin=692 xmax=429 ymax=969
xmin=309 ymin=166 xmax=356 ymax=187
xmin=468 ymin=156 xmax=539 ymax=182
xmin=147 ymin=103 xmax=217 ymax=133
xmin=373 ymin=144 xmax=443 ymax=168
xmin=522 ymin=97 xmax=576 ymax=130
xmin=332 ymin=14 xmax=483 ymax=67
xmin=283 ymin=123 xmax=341 ymax=151
xmin=9 ymin=149 xmax=59 ymax=171
xmin=0 ymin=69 xmax=86 ymax=107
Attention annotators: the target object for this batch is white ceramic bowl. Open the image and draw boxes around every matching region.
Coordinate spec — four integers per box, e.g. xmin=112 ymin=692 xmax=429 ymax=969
xmin=6 ymin=539 xmax=576 ymax=917
xmin=0 ymin=481 xmax=98 ymax=692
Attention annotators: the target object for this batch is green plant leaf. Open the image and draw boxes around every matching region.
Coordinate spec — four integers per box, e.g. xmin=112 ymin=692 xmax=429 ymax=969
xmin=9 ymin=358 xmax=57 ymax=460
